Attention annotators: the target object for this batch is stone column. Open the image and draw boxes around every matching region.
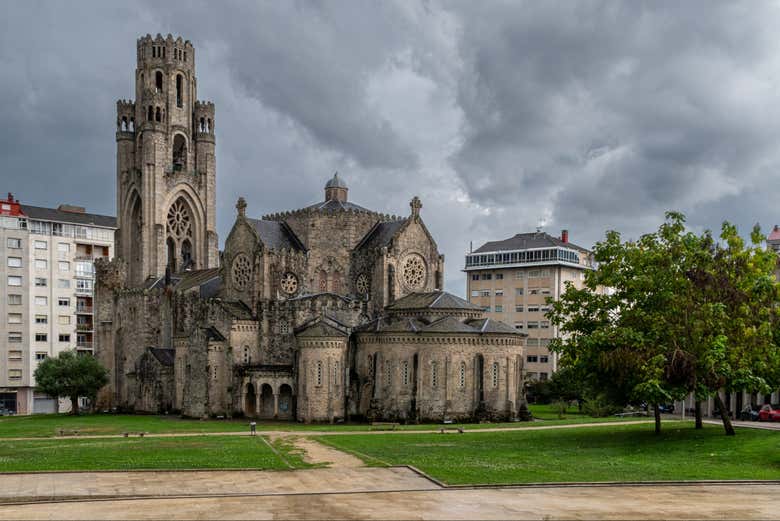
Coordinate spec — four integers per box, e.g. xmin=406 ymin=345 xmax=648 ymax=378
xmin=273 ymin=393 xmax=279 ymax=418
xmin=255 ymin=384 xmax=261 ymax=418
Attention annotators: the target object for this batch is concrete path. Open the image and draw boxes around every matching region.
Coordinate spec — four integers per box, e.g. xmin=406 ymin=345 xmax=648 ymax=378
xmin=1 ymin=482 xmax=778 ymax=520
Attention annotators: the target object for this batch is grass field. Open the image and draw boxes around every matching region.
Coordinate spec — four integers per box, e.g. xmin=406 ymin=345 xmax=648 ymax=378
xmin=316 ymin=422 xmax=780 ymax=485
xmin=0 ymin=435 xmax=308 ymax=472
xmin=0 ymin=405 xmax=642 ymax=438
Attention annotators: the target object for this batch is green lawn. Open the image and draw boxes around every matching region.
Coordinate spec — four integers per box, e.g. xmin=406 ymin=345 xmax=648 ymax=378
xmin=0 ymin=435 xmax=307 ymax=472
xmin=0 ymin=408 xmax=642 ymax=438
xmin=316 ymin=422 xmax=780 ymax=485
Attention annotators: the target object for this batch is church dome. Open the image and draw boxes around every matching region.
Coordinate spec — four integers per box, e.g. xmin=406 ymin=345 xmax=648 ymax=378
xmin=325 ymin=172 xmax=348 ymax=190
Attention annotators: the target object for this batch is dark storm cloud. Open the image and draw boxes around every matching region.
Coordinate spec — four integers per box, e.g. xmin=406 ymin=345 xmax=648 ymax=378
xmin=2 ymin=1 xmax=780 ymax=296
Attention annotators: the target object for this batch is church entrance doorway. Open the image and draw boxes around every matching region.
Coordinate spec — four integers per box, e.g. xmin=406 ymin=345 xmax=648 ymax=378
xmin=244 ymin=383 xmax=256 ymax=417
xmin=278 ymin=384 xmax=293 ymax=420
xmin=259 ymin=384 xmax=274 ymax=418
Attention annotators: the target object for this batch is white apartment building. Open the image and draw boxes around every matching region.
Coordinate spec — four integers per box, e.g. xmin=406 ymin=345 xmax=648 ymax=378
xmin=464 ymin=230 xmax=594 ymax=382
xmin=0 ymin=193 xmax=115 ymax=414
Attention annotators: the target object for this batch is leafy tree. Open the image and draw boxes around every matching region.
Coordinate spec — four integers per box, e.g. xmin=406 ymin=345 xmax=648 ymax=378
xmin=548 ymin=212 xmax=780 ymax=436
xmin=34 ymin=350 xmax=108 ymax=415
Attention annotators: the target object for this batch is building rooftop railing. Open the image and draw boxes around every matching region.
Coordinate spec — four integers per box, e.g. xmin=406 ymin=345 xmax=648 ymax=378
xmin=464 ymin=246 xmax=592 ymax=271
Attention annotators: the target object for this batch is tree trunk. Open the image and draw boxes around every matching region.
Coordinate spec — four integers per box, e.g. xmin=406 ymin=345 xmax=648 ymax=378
xmin=713 ymin=393 xmax=735 ymax=436
xmin=694 ymin=400 xmax=703 ymax=429
xmin=70 ymin=395 xmax=80 ymax=416
xmin=653 ymin=403 xmax=661 ymax=435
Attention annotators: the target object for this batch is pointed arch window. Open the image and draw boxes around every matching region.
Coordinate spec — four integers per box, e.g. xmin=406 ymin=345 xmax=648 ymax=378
xmin=166 ymin=198 xmax=195 ymax=273
xmin=155 ymin=71 xmax=163 ymax=92
xmin=176 ymin=74 xmax=183 ymax=107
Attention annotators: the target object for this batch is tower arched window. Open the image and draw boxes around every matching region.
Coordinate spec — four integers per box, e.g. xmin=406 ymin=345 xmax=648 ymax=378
xmin=207 ymin=118 xmax=212 ymax=132
xmin=319 ymin=271 xmax=328 ymax=292
xmin=155 ymin=107 xmax=161 ymax=122
xmin=176 ymin=74 xmax=183 ymax=107
xmin=147 ymin=106 xmax=153 ymax=122
xmin=166 ymin=237 xmax=176 ymax=273
xmin=181 ymin=239 xmax=192 ymax=270
xmin=172 ymin=134 xmax=187 ymax=171
xmin=155 ymin=71 xmax=163 ymax=92
xmin=199 ymin=117 xmax=205 ymax=133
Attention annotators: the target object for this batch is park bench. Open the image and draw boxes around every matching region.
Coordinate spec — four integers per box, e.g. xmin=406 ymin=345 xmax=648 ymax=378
xmin=57 ymin=429 xmax=80 ymax=437
xmin=369 ymin=422 xmax=399 ymax=431
xmin=121 ymin=431 xmax=147 ymax=437
xmin=439 ymin=426 xmax=464 ymax=434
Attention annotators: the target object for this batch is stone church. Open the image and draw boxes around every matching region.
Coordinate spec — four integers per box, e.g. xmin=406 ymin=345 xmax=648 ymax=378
xmin=95 ymin=34 xmax=526 ymax=422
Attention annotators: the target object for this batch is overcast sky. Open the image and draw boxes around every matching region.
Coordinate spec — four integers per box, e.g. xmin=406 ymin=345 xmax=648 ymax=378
xmin=3 ymin=1 xmax=780 ymax=296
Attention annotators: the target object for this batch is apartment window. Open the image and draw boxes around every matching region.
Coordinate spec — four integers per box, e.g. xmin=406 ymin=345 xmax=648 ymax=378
xmin=482 ymin=305 xmax=491 ymax=312
xmin=36 ymin=352 xmax=48 ymax=361
xmin=8 ymin=294 xmax=21 ymax=305
xmin=35 ymin=277 xmax=47 ymax=287
xmin=34 ymin=240 xmax=47 ymax=250
xmin=470 ymin=290 xmax=480 ymax=297
xmin=495 ymin=273 xmax=504 ymax=280
xmin=76 ymin=279 xmax=93 ymax=292
xmin=58 ymin=315 xmax=71 ymax=325
xmin=540 ymin=269 xmax=551 ymax=277
xmin=58 ymin=243 xmax=70 ymax=255
xmin=541 ymin=288 xmax=551 ymax=295
xmin=35 ymin=296 xmax=47 ymax=306
xmin=526 ymin=338 xmax=539 ymax=347
xmin=7 ymin=257 xmax=22 ymax=268
xmin=515 ymin=288 xmax=524 ymax=296
xmin=58 ymin=279 xmax=71 ymax=289
xmin=8 ymin=350 xmax=22 ymax=361
xmin=540 ymin=355 xmax=549 ymax=364
xmin=529 ymin=289 xmax=539 ymax=295
xmin=515 ymin=271 xmax=524 ymax=279
xmin=35 ymin=259 xmax=48 ymax=269
xmin=76 ymin=261 xmax=94 ymax=277
xmin=59 ymin=334 xmax=71 ymax=342
xmin=35 ymin=315 xmax=48 ymax=324
xmin=527 ymin=355 xmax=539 ymax=363
xmin=35 ymin=333 xmax=48 ymax=342
xmin=6 ymin=238 xmax=21 ymax=249
xmin=495 ymin=305 xmax=503 ymax=312
xmin=481 ymin=274 xmax=492 ymax=280
xmin=8 ymin=369 xmax=22 ymax=380
xmin=540 ymin=321 xmax=550 ymax=329
xmin=402 ymin=361 xmax=409 ymax=386
xmin=480 ymin=290 xmax=490 ymax=297
xmin=541 ymin=305 xmax=551 ymax=313
xmin=528 ymin=305 xmax=540 ymax=312
xmin=8 ymin=313 xmax=22 ymax=324
xmin=540 ymin=372 xmax=549 ymax=382
xmin=514 ymin=322 xmax=524 ymax=330
xmin=495 ymin=289 xmax=504 ymax=296
xmin=528 ymin=270 xmax=540 ymax=278
xmin=58 ymin=298 xmax=70 ymax=307
xmin=515 ymin=305 xmax=524 ymax=313
xmin=8 ymin=332 xmax=22 ymax=343
xmin=471 ymin=274 xmax=479 ymax=281
xmin=59 ymin=261 xmax=70 ymax=272
xmin=527 ymin=321 xmax=539 ymax=329
xmin=7 ymin=276 xmax=22 ymax=286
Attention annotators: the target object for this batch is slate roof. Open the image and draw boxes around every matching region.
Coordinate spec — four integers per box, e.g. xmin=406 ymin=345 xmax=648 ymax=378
xmin=149 ymin=347 xmax=175 ymax=367
xmin=174 ymin=268 xmax=221 ymax=293
xmin=465 ymin=318 xmax=522 ymax=334
xmin=295 ymin=320 xmax=348 ymax=338
xmin=247 ymin=218 xmax=306 ymax=251
xmin=299 ymin=199 xmax=373 ymax=213
xmin=386 ymin=291 xmax=482 ymax=312
xmin=473 ymin=231 xmax=590 ymax=254
xmin=356 ymin=315 xmax=524 ymax=336
xmin=768 ymin=225 xmax=780 ymax=242
xmin=355 ymin=219 xmax=406 ymax=250
xmin=20 ymin=204 xmax=116 ymax=228
xmin=325 ymin=172 xmax=348 ymax=189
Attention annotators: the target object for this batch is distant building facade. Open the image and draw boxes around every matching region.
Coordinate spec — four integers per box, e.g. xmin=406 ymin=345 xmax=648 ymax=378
xmin=0 ymin=193 xmax=115 ymax=414
xmin=464 ymin=230 xmax=593 ymax=381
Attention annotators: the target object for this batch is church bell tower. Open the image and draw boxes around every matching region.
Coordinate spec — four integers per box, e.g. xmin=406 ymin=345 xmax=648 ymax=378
xmin=115 ymin=33 xmax=218 ymax=286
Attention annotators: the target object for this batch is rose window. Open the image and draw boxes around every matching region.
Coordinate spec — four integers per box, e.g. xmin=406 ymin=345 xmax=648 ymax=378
xmin=167 ymin=199 xmax=192 ymax=238
xmin=280 ymin=272 xmax=299 ymax=295
xmin=232 ymin=254 xmax=251 ymax=291
xmin=402 ymin=254 xmax=427 ymax=289
xmin=356 ymin=273 xmax=370 ymax=295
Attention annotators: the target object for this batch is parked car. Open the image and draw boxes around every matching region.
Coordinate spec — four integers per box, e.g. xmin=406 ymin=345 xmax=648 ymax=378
xmin=739 ymin=405 xmax=760 ymax=421
xmin=658 ymin=403 xmax=675 ymax=414
xmin=757 ymin=404 xmax=780 ymax=422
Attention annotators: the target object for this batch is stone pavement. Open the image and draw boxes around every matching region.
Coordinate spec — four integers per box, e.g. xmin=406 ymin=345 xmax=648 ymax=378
xmin=1 ymin=482 xmax=778 ymax=520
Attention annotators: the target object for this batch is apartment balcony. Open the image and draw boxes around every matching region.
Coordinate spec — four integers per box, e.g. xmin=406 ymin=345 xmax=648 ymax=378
xmin=76 ymin=306 xmax=93 ymax=314
xmin=76 ymin=341 xmax=93 ymax=349
xmin=76 ymin=323 xmax=93 ymax=332
xmin=75 ymin=287 xmax=94 ymax=295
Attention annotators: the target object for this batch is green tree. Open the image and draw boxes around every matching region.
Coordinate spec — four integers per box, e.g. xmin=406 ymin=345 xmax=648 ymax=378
xmin=33 ymin=350 xmax=108 ymax=415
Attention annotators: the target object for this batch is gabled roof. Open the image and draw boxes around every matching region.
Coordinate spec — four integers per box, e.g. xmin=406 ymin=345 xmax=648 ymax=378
xmin=204 ymin=326 xmax=226 ymax=341
xmin=218 ymin=300 xmax=254 ymax=320
xmin=247 ymin=218 xmax=306 ymax=251
xmin=149 ymin=347 xmax=175 ymax=367
xmin=768 ymin=225 xmax=780 ymax=242
xmin=386 ymin=291 xmax=482 ymax=312
xmin=355 ymin=219 xmax=406 ymax=250
xmin=295 ymin=316 xmax=350 ymax=338
xmin=20 ymin=204 xmax=116 ymax=228
xmin=473 ymin=231 xmax=589 ymax=254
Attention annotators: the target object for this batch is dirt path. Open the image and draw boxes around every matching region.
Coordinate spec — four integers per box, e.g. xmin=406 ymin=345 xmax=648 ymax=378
xmin=283 ymin=436 xmax=364 ymax=468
